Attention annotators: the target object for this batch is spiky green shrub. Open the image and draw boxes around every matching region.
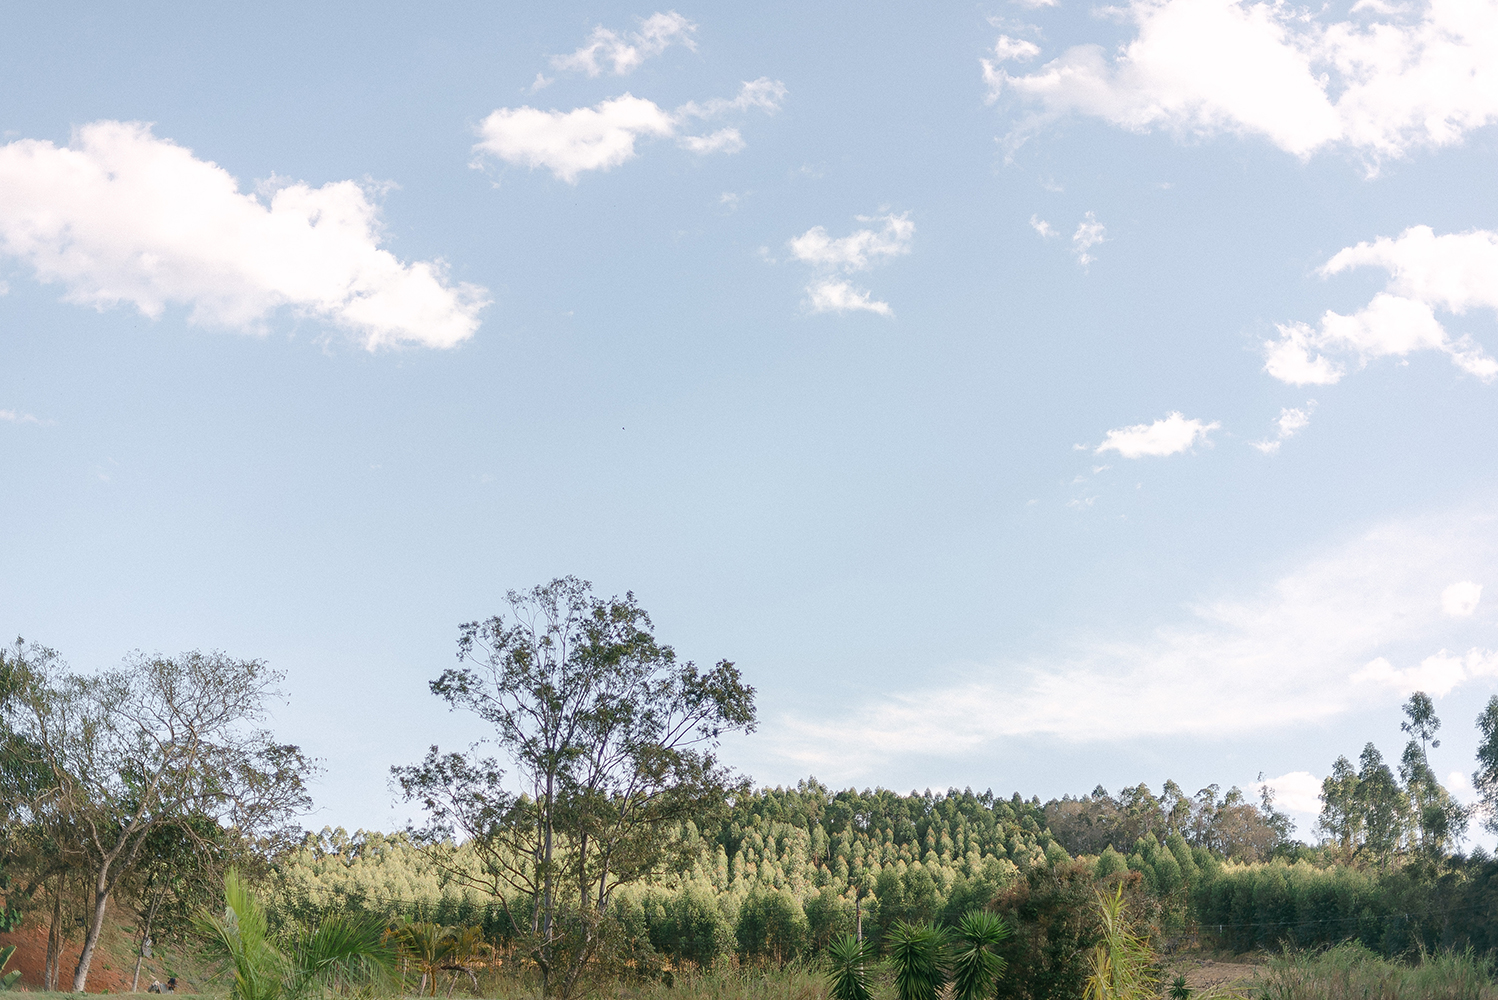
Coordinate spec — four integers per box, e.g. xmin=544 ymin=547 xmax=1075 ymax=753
xmin=951 ymin=909 xmax=1010 ymax=1000
xmin=196 ymin=869 xmax=397 ymax=1000
xmin=824 ymin=934 xmax=876 ymax=1000
xmin=888 ymin=920 xmax=950 ymax=1000
xmin=1083 ymin=884 xmax=1155 ymax=1000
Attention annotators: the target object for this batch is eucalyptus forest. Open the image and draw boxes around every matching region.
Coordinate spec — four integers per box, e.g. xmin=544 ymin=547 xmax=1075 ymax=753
xmin=5 ymin=578 xmax=1498 ymax=1000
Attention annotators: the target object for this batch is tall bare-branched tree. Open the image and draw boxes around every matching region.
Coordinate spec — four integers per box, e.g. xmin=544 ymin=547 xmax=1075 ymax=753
xmin=1 ymin=641 xmax=315 ymax=991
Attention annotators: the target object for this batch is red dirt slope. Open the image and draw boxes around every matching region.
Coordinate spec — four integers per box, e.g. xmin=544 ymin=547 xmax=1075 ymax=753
xmin=0 ymin=924 xmax=141 ymax=993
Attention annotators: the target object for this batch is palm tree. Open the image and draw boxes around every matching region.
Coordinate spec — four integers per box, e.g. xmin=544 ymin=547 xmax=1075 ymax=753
xmin=196 ymin=870 xmax=397 ymax=1000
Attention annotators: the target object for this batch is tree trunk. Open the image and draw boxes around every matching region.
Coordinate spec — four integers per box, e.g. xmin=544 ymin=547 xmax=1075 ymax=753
xmin=43 ymin=878 xmax=62 ymax=992
xmin=72 ymin=868 xmax=112 ymax=991
xmin=540 ymin=773 xmax=554 ymax=996
xmin=131 ymin=893 xmax=161 ymax=991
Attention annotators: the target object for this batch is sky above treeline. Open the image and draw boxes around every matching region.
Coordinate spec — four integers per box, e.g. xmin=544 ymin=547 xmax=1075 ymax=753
xmin=4 ymin=1 xmax=1498 ymax=843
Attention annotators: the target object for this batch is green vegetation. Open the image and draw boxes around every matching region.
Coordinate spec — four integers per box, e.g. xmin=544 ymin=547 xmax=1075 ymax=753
xmin=196 ymin=871 xmax=396 ymax=1000
xmin=7 ymin=581 xmax=1498 ymax=998
xmin=1257 ymin=943 xmax=1497 ymax=1000
xmin=0 ymin=945 xmax=21 ymax=990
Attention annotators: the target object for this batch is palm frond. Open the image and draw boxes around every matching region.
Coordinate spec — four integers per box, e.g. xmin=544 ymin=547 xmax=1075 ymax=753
xmin=951 ymin=909 xmax=1010 ymax=1000
xmin=888 ymin=921 xmax=950 ymax=1000
xmin=824 ymin=934 xmax=877 ymax=1000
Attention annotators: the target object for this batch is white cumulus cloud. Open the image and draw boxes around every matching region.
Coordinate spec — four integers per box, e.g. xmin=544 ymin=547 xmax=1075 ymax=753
xmin=1352 ymin=647 xmax=1498 ymax=696
xmin=1260 ymin=771 xmax=1324 ymax=816
xmin=786 ymin=213 xmax=914 ymax=317
xmin=1443 ymin=580 xmax=1482 ymax=616
xmin=1096 ymin=411 xmax=1219 ymax=457
xmin=806 ymin=279 xmax=892 ymax=316
xmin=475 ymin=79 xmax=784 ymax=183
xmin=993 ymin=35 xmax=1043 ymax=63
xmin=0 ymin=122 xmax=486 ymax=350
xmin=989 ymin=0 xmax=1498 ymax=166
xmin=549 ymin=11 xmax=697 ymax=77
xmin=474 ymin=95 xmax=677 ymax=183
xmin=1265 ymin=227 xmax=1498 ymax=385
xmin=789 ymin=213 xmax=915 ymax=270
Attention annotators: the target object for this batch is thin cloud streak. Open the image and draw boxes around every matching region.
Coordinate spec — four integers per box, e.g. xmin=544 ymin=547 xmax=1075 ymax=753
xmin=767 ymin=509 xmax=1498 ymax=775
xmin=549 ymin=11 xmax=697 ymax=77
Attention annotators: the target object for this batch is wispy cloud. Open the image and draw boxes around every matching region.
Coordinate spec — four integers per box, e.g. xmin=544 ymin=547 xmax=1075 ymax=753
xmin=988 ymin=0 xmax=1498 ymax=168
xmin=0 ymin=408 xmax=43 ymax=425
xmin=474 ymin=79 xmax=785 ymax=183
xmin=786 ymin=212 xmax=914 ymax=316
xmin=1072 ymin=211 xmax=1106 ymax=265
xmin=549 ymin=11 xmax=697 ymax=77
xmin=0 ymin=122 xmax=487 ymax=349
xmin=768 ymin=508 xmax=1498 ymax=774
xmin=678 ymin=127 xmax=744 ymax=155
xmin=1096 ymin=411 xmax=1218 ymax=458
xmin=1265 ymin=227 xmax=1498 ymax=386
xmin=1251 ymin=401 xmax=1315 ymax=454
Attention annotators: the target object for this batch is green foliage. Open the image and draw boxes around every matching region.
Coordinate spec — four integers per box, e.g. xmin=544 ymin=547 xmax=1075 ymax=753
xmin=398 ymin=577 xmax=757 ymax=997
xmin=888 ymin=921 xmax=950 ymax=1000
xmin=646 ymin=883 xmax=734 ymax=969
xmin=1044 ymin=781 xmax=1288 ymax=861
xmin=1082 ymin=885 xmax=1155 ymax=1000
xmin=1192 ymin=850 xmax=1498 ymax=958
xmin=991 ymin=862 xmax=1154 ymax=1000
xmin=1475 ymin=695 xmax=1498 ymax=837
xmin=950 ymin=909 xmax=1010 ymax=1000
xmin=0 ymin=945 xmax=20 ymax=991
xmin=196 ymin=869 xmax=396 ymax=1000
xmin=1168 ymin=973 xmax=1190 ymax=999
xmin=1258 ymin=942 xmax=1496 ymax=1000
xmin=824 ymin=934 xmax=876 ymax=1000
xmin=737 ymin=885 xmax=810 ymax=964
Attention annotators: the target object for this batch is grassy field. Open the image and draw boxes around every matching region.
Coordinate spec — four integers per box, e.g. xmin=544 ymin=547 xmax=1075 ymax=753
xmin=8 ymin=945 xmax=1496 ymax=1000
xmin=1255 ymin=943 xmax=1498 ymax=1000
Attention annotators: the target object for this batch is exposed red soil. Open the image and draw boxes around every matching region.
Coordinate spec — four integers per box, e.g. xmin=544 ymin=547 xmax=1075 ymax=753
xmin=0 ymin=923 xmax=147 ymax=993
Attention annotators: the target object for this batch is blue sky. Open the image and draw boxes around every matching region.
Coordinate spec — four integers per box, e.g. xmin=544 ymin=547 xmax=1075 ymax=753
xmin=4 ymin=1 xmax=1498 ymax=841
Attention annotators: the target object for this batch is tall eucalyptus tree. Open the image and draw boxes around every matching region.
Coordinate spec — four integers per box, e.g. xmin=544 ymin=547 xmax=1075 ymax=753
xmin=394 ymin=576 xmax=756 ymax=997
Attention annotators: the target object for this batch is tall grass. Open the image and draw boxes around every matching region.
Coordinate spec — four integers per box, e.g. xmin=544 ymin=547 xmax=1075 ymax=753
xmin=590 ymin=961 xmax=830 ymax=1000
xmin=466 ymin=958 xmax=833 ymax=1000
xmin=1257 ymin=943 xmax=1496 ymax=1000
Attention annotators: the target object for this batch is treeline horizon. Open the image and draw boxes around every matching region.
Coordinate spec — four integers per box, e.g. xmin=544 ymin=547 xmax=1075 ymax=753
xmin=7 ymin=575 xmax=1498 ymax=999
